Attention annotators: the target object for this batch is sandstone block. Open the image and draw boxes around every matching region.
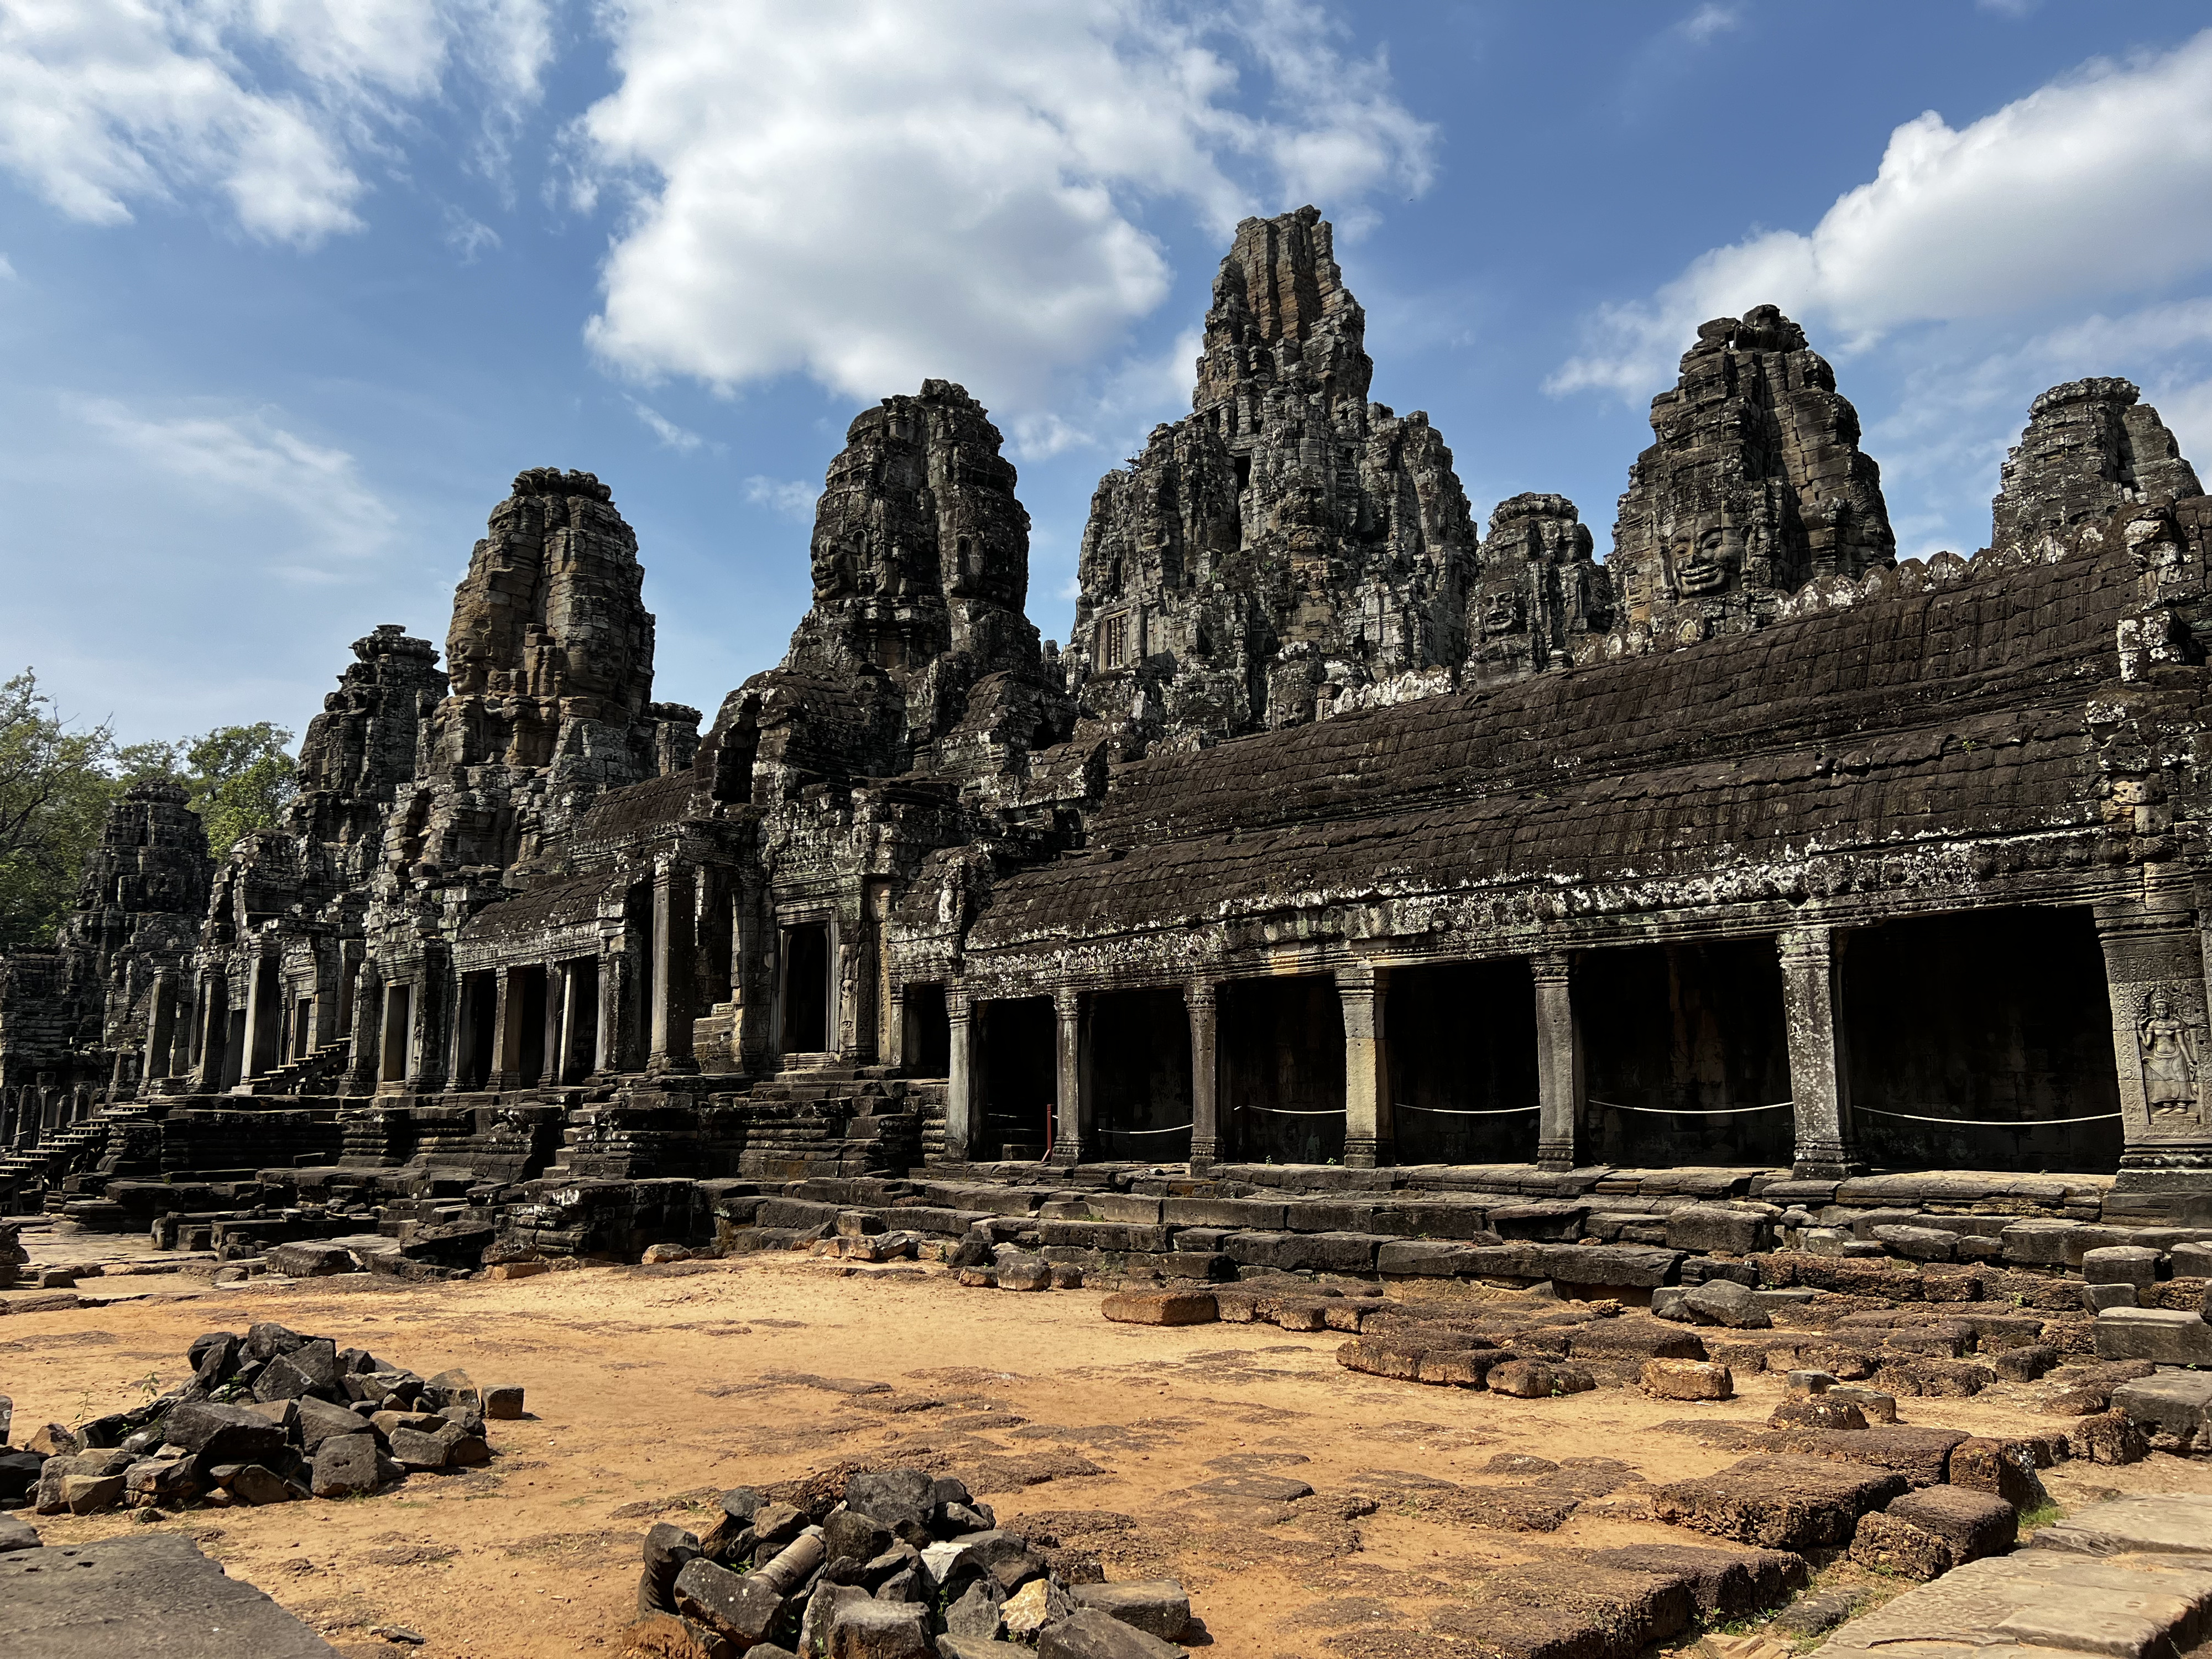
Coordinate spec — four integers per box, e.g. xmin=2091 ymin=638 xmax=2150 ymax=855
xmin=1887 ymin=1485 xmax=2016 ymax=1560
xmin=2110 ymin=1371 xmax=2212 ymax=1454
xmin=310 ymin=1433 xmax=381 ymax=1498
xmin=1849 ymin=1509 xmax=1953 ymax=1581
xmin=1486 ymin=1360 xmax=1595 ymax=1399
xmin=2094 ymin=1306 xmax=2212 ymax=1365
xmin=2081 ymin=1245 xmax=2163 ymax=1287
xmin=1641 ymin=1359 xmax=1733 ymax=1400
xmin=1652 ymin=1455 xmax=1907 ymax=1550
xmin=1037 ymin=1608 xmax=1186 ymax=1659
xmin=1100 ymin=1291 xmax=1215 ymax=1326
xmin=1068 ymin=1580 xmax=1190 ymax=1641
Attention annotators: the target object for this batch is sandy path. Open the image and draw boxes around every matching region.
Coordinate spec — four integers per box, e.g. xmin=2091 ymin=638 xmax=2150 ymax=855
xmin=4 ymin=1257 xmax=2207 ymax=1658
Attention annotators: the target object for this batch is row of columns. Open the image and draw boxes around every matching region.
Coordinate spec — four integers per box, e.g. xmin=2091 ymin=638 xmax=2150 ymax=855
xmin=933 ymin=922 xmax=1931 ymax=1177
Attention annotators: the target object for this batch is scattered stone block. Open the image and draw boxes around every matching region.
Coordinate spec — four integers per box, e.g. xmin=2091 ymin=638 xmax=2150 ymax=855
xmin=1761 ymin=1426 xmax=1968 ymax=1488
xmin=828 ymin=1598 xmax=930 ymax=1659
xmin=2026 ymin=1491 xmax=2212 ymax=1556
xmin=2094 ymin=1306 xmax=2212 ymax=1365
xmin=486 ymin=1261 xmax=549 ymax=1281
xmin=1641 ymin=1359 xmax=1733 ymax=1400
xmin=2081 ymin=1245 xmax=2163 ymax=1287
xmin=1037 ymin=1609 xmax=1186 ymax=1659
xmin=484 ymin=1385 xmax=526 ymax=1420
xmin=310 ymin=1433 xmax=382 ymax=1498
xmin=1768 ymin=1396 xmax=1866 ymax=1431
xmin=1827 ymin=1386 xmax=1898 ymax=1424
xmin=1871 ymin=1225 xmax=1959 ymax=1262
xmin=62 ymin=1473 xmax=126 ymax=1514
xmin=2110 ymin=1371 xmax=2212 ymax=1454
xmin=2067 ymin=1407 xmax=2150 ymax=1465
xmin=1099 ymin=1291 xmax=1215 ymax=1326
xmin=1849 ymin=1509 xmax=1954 ymax=1581
xmin=1888 ymin=1485 xmax=2016 ymax=1561
xmin=1947 ymin=1437 xmax=2046 ymax=1510
xmin=0 ymin=1514 xmax=36 ymax=1552
xmin=1068 ymin=1580 xmax=1190 ymax=1640
xmin=996 ymin=1256 xmax=1051 ymax=1292
xmin=1486 ymin=1360 xmax=1596 ymax=1399
xmin=1652 ymin=1455 xmax=1908 ymax=1549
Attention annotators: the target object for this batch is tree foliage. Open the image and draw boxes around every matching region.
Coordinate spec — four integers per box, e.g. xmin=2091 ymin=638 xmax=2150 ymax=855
xmin=0 ymin=669 xmax=297 ymax=947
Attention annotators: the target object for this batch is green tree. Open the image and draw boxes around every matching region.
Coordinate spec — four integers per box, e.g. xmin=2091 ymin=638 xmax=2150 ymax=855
xmin=0 ymin=671 xmax=117 ymax=947
xmin=114 ymin=722 xmax=297 ymax=854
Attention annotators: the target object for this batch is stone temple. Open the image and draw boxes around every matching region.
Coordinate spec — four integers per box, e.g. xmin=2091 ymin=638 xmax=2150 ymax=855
xmin=5 ymin=205 xmax=2212 ymax=1260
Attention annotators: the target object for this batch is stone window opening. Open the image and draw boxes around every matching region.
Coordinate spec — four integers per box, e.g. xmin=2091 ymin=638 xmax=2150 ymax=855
xmin=456 ymin=969 xmax=497 ymax=1089
xmin=901 ymin=982 xmax=952 ymax=1077
xmin=1234 ymin=454 xmax=1253 ymax=493
xmin=380 ymin=983 xmax=412 ymax=1083
xmin=1100 ymin=613 xmax=1131 ymax=669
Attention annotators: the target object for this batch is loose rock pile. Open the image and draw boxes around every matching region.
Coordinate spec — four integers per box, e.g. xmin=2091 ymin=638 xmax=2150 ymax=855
xmin=628 ymin=1467 xmax=1193 ymax=1659
xmin=0 ymin=1320 xmax=523 ymax=1516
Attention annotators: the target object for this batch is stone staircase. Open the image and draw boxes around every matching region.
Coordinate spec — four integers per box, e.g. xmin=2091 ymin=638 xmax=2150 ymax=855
xmin=233 ymin=1040 xmax=351 ymax=1098
xmin=2 ymin=1097 xmax=158 ymax=1214
xmin=735 ymin=1059 xmax=931 ymax=1180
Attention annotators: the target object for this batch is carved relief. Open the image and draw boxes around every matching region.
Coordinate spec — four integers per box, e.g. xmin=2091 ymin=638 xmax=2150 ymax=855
xmin=2138 ymin=988 xmax=2201 ymax=1117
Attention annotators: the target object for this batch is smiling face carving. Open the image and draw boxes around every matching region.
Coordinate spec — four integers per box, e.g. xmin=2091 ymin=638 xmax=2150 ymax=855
xmin=1673 ymin=517 xmax=1743 ymax=595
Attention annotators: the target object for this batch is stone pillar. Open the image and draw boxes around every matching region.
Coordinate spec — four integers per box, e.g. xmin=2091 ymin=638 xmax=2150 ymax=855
xmin=190 ymin=971 xmax=226 ymax=1091
xmin=1049 ymin=985 xmax=1087 ymax=1165
xmin=883 ymin=982 xmax=907 ymax=1070
xmin=559 ymin=961 xmax=587 ymax=1085
xmin=594 ymin=946 xmax=627 ymax=1077
xmin=1338 ymin=962 xmax=1391 ymax=1168
xmin=2099 ymin=889 xmax=2212 ymax=1196
xmin=406 ymin=954 xmax=448 ymax=1093
xmin=1779 ymin=926 xmax=1857 ymax=1179
xmin=345 ymin=961 xmax=383 ymax=1095
xmin=143 ymin=971 xmax=175 ymax=1083
xmin=237 ymin=951 xmax=269 ymax=1087
xmin=945 ymin=990 xmax=977 ymax=1162
xmin=485 ymin=968 xmax=517 ymax=1091
xmin=541 ymin=962 xmax=564 ymax=1086
xmin=1186 ymin=979 xmax=1219 ymax=1173
xmin=650 ymin=861 xmax=697 ymax=1073
xmin=1533 ymin=952 xmax=1584 ymax=1172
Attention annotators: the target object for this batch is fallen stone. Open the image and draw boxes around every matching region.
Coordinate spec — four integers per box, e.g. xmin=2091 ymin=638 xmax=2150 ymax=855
xmin=1768 ymin=1396 xmax=1866 ymax=1432
xmin=484 ymin=1385 xmax=526 ymax=1420
xmin=676 ymin=1557 xmax=784 ymax=1646
xmin=1067 ymin=1580 xmax=1190 ymax=1641
xmin=1849 ymin=1509 xmax=1954 ymax=1581
xmin=995 ymin=1256 xmax=1051 ymax=1292
xmin=2068 ymin=1407 xmax=2151 ymax=1466
xmin=23 ymin=1423 xmax=78 ymax=1458
xmin=1827 ymin=1386 xmax=1898 ymax=1424
xmin=2110 ymin=1372 xmax=2212 ymax=1454
xmin=828 ymin=1598 xmax=929 ymax=1659
xmin=2081 ymin=1245 xmax=2163 ymax=1288
xmin=1641 ymin=1359 xmax=1733 ymax=1400
xmin=1772 ymin=1585 xmax=1863 ymax=1637
xmin=162 ymin=1402 xmax=284 ymax=1465
xmin=1190 ymin=1473 xmax=1312 ymax=1502
xmin=1099 ymin=1291 xmax=1216 ymax=1326
xmin=1652 ymin=1455 xmax=1907 ymax=1550
xmin=1888 ymin=1485 xmax=2016 ymax=1561
xmin=0 ymin=1514 xmax=35 ymax=1552
xmin=484 ymin=1261 xmax=549 ymax=1280
xmin=2026 ymin=1491 xmax=2212 ymax=1556
xmin=2093 ymin=1306 xmax=2212 ymax=1365
xmin=309 ymin=1433 xmax=382 ymax=1499
xmin=265 ymin=1242 xmax=359 ymax=1279
xmin=1037 ymin=1608 xmax=1187 ymax=1659
xmin=1761 ymin=1425 xmax=1968 ymax=1488
xmin=63 ymin=1473 xmax=126 ymax=1514
xmin=1946 ymin=1438 xmax=2046 ymax=1510
xmin=1486 ymin=1360 xmax=1597 ymax=1399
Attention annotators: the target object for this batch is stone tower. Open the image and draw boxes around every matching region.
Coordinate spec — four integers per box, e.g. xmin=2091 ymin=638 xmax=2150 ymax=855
xmin=1465 ymin=493 xmax=1611 ymax=688
xmin=1068 ymin=206 xmax=1479 ymax=748
xmin=1990 ymin=377 xmax=2205 ymax=555
xmin=285 ymin=624 xmax=446 ymax=854
xmin=430 ymin=468 xmax=674 ymax=787
xmin=1608 ymin=304 xmax=1895 ymax=647
xmin=740 ymin=380 xmax=1053 ymax=795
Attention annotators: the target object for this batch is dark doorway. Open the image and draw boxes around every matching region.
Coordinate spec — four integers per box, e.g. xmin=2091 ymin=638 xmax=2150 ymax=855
xmin=457 ymin=971 xmax=497 ymax=1090
xmin=1844 ymin=907 xmax=2121 ymax=1173
xmin=1579 ymin=941 xmax=1793 ymax=1167
xmin=514 ymin=965 xmax=547 ymax=1086
xmin=380 ymin=984 xmax=410 ymax=1083
xmin=1388 ymin=960 xmax=1541 ymax=1164
xmin=902 ymin=983 xmax=952 ymax=1077
xmin=1219 ymin=975 xmax=1344 ymax=1165
xmin=980 ymin=997 xmax=1056 ymax=1158
xmin=249 ymin=958 xmax=281 ymax=1077
xmin=782 ymin=922 xmax=831 ymax=1053
xmin=557 ymin=958 xmax=600 ymax=1082
xmin=1091 ymin=989 xmax=1192 ymax=1161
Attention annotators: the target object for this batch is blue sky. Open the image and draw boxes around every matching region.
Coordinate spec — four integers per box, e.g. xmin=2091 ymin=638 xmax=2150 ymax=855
xmin=4 ymin=1 xmax=2211 ymax=745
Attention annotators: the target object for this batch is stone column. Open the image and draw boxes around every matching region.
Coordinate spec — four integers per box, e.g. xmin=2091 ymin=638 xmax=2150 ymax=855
xmin=406 ymin=954 xmax=448 ymax=1093
xmin=559 ymin=962 xmax=587 ymax=1084
xmin=1186 ymin=979 xmax=1219 ymax=1173
xmin=143 ymin=971 xmax=175 ymax=1083
xmin=343 ymin=962 xmax=382 ymax=1095
xmin=649 ymin=861 xmax=697 ymax=1073
xmin=1779 ymin=925 xmax=1857 ymax=1179
xmin=540 ymin=962 xmax=564 ymax=1086
xmin=594 ymin=946 xmax=627 ymax=1077
xmin=1338 ymin=962 xmax=1391 ymax=1168
xmin=2100 ymin=889 xmax=2212 ymax=1196
xmin=191 ymin=971 xmax=226 ymax=1091
xmin=485 ymin=968 xmax=517 ymax=1091
xmin=945 ymin=989 xmax=977 ymax=1162
xmin=237 ymin=951 xmax=269 ymax=1087
xmin=1049 ymin=985 xmax=1087 ymax=1165
xmin=1533 ymin=952 xmax=1584 ymax=1172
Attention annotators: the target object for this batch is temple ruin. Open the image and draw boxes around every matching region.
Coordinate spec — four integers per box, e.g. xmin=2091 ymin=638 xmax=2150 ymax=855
xmin=4 ymin=204 xmax=2211 ymax=1257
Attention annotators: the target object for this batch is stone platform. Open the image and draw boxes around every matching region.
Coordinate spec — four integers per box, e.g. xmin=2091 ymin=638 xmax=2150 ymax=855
xmin=0 ymin=1531 xmax=338 ymax=1657
xmin=1811 ymin=1494 xmax=2212 ymax=1658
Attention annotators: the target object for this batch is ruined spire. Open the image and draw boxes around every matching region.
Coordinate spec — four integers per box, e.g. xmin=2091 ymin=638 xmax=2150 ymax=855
xmin=1608 ymin=304 xmax=1895 ymax=645
xmin=1991 ymin=377 xmax=2205 ymax=555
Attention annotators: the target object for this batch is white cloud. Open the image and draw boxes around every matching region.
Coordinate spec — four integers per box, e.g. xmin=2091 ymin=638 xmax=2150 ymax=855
xmin=0 ymin=253 xmax=15 ymax=280
xmin=1677 ymin=5 xmax=1739 ymax=45
xmin=1551 ymin=29 xmax=2212 ymax=399
xmin=744 ymin=475 xmax=822 ymax=521
xmin=444 ymin=207 xmax=500 ymax=262
xmin=576 ymin=0 xmax=1434 ymax=410
xmin=76 ymin=397 xmax=396 ymax=564
xmin=0 ymin=0 xmax=553 ymax=246
xmin=628 ymin=396 xmax=702 ymax=452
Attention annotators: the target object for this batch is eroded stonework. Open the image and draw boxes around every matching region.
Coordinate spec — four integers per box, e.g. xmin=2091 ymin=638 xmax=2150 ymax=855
xmin=4 ymin=208 xmax=2212 ymax=1232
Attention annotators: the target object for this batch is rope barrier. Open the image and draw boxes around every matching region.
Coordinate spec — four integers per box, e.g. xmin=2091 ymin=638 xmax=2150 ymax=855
xmin=1854 ymin=1106 xmax=2125 ymax=1126
xmin=1094 ymin=1123 xmax=1196 ymax=1136
xmin=1394 ymin=1103 xmax=1541 ymax=1117
xmin=1590 ymin=1098 xmax=1793 ymax=1116
xmin=1233 ymin=1103 xmax=1349 ymax=1117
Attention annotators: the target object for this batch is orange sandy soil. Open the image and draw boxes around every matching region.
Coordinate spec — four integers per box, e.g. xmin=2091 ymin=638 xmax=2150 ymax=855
xmin=5 ymin=1255 xmax=2210 ymax=1659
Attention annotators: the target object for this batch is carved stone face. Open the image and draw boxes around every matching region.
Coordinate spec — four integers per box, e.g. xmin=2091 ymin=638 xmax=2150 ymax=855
xmin=1481 ymin=588 xmax=1524 ymax=635
xmin=1674 ymin=519 xmax=1743 ymax=596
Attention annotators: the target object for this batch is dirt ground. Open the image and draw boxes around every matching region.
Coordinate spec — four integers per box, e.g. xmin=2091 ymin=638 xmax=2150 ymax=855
xmin=6 ymin=1254 xmax=2210 ymax=1659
